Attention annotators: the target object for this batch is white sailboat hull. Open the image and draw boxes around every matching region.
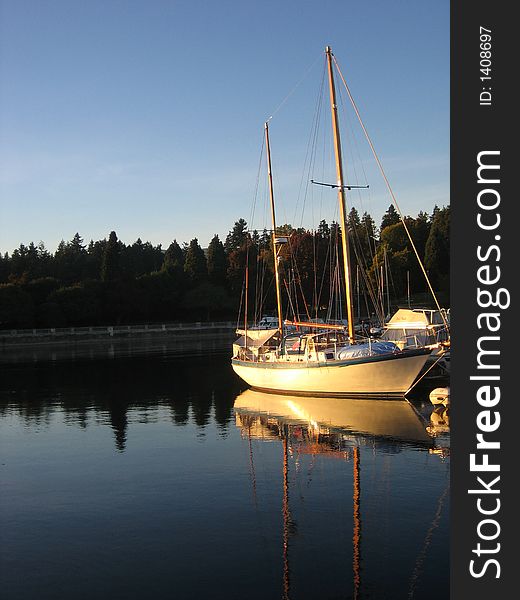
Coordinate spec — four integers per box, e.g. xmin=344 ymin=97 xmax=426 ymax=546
xmin=232 ymin=349 xmax=431 ymax=398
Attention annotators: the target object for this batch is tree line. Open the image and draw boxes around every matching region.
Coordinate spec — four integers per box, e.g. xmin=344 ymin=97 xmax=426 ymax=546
xmin=0 ymin=204 xmax=449 ymax=329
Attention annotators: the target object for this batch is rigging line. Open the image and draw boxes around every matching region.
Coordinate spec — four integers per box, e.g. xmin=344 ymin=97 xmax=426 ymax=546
xmin=352 ymin=248 xmax=384 ymax=323
xmin=317 ymin=102 xmax=327 ymax=228
xmin=254 ymin=253 xmax=260 ymax=323
xmin=332 ymin=55 xmax=449 ymax=332
xmin=249 ymin=130 xmax=266 ymax=235
xmin=293 ymin=55 xmax=327 ymax=227
xmin=406 ymin=351 xmax=449 ymax=395
xmin=337 ymin=76 xmax=371 ymax=215
xmin=312 ymin=233 xmax=318 ymax=320
xmin=316 ymin=237 xmax=331 ymax=320
xmin=334 ymin=107 xmax=382 ymax=321
xmin=300 ymin=83 xmax=324 ymax=229
xmin=332 ymin=238 xmax=339 ymax=321
xmin=256 ymin=254 xmax=267 ymax=322
xmin=346 ymin=223 xmax=384 ymax=321
xmin=308 ymin=70 xmax=326 ymax=231
xmin=352 ymin=446 xmax=362 ymax=600
xmin=283 ymin=277 xmax=297 ymax=322
xmin=247 ymin=424 xmax=259 ymax=508
xmin=266 ymin=52 xmax=322 ymax=123
xmin=258 ymin=246 xmax=270 ymax=322
xmin=327 ymin=237 xmax=341 ymax=322
xmin=351 ymin=240 xmax=382 ymax=323
xmin=286 ymin=234 xmax=312 ymax=320
xmin=341 ymin=192 xmax=372 ymax=278
xmin=292 ymin=269 xmax=301 ymax=322
xmin=387 ymin=252 xmax=399 ymax=308
xmin=259 ymin=273 xmax=276 ymax=319
xmin=407 ymin=483 xmax=450 ymax=599
xmin=251 ymin=135 xmax=266 ymax=324
xmin=236 ymin=275 xmax=246 ymax=331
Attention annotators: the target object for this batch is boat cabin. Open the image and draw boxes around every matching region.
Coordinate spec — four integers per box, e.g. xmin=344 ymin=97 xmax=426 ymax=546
xmin=380 ymin=308 xmax=450 ymax=349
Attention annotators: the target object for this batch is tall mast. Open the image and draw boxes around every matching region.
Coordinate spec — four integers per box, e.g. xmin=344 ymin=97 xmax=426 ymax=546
xmin=265 ymin=121 xmax=284 ymax=335
xmin=326 ymin=46 xmax=355 ymax=342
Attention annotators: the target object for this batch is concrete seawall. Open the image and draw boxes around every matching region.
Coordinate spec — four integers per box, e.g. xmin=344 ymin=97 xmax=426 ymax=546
xmin=0 ymin=321 xmax=237 ymax=363
xmin=0 ymin=321 xmax=236 ymax=345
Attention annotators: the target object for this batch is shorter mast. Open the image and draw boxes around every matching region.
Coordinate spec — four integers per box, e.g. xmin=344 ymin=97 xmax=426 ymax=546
xmin=326 ymin=46 xmax=355 ymax=343
xmin=265 ymin=121 xmax=284 ymax=336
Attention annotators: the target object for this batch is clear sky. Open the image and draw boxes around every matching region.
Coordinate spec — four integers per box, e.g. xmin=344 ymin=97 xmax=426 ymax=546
xmin=0 ymin=0 xmax=449 ymax=254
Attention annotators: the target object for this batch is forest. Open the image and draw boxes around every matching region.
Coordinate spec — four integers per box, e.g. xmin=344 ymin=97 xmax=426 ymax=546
xmin=0 ymin=204 xmax=450 ymax=329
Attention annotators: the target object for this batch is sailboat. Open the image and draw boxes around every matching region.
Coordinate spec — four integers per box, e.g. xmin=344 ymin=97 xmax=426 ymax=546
xmin=231 ymin=46 xmax=433 ymax=398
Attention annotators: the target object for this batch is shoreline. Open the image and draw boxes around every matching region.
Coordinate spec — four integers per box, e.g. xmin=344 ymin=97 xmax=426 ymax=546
xmin=0 ymin=321 xmax=236 ymax=346
xmin=0 ymin=322 xmax=237 ymax=363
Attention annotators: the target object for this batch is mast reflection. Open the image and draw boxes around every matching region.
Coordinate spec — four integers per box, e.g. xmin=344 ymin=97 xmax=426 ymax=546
xmin=234 ymin=389 xmax=441 ymax=599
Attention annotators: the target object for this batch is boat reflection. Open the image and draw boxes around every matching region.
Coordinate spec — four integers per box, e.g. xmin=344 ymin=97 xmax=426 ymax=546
xmin=234 ymin=388 xmax=433 ymax=447
xmin=427 ymin=405 xmax=450 ymax=459
xmin=427 ymin=405 xmax=450 ymax=435
xmin=233 ymin=389 xmax=444 ymax=599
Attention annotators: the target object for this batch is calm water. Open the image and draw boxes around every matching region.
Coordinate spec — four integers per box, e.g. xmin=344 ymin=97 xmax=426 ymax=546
xmin=0 ymin=346 xmax=449 ymax=600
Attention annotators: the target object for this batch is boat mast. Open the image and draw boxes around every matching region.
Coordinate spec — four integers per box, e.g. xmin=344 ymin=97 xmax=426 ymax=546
xmin=265 ymin=121 xmax=284 ymax=336
xmin=326 ymin=46 xmax=355 ymax=342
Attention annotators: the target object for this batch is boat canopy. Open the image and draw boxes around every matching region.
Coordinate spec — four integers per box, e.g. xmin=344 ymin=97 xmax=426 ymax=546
xmin=386 ymin=309 xmax=443 ymax=329
xmin=234 ymin=328 xmax=278 ymax=348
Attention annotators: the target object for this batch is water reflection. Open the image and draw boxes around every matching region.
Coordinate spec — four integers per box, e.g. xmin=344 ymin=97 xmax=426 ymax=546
xmin=427 ymin=405 xmax=450 ymax=436
xmin=0 ymin=354 xmax=242 ymax=452
xmin=234 ymin=389 xmax=434 ymax=446
xmin=1 ymin=352 xmax=449 ymax=599
xmin=233 ymin=390 xmax=450 ymax=600
xmin=0 ymin=335 xmax=233 ymax=364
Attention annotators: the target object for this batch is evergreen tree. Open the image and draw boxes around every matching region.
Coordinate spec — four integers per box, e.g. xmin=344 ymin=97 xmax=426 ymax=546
xmin=347 ymin=207 xmax=361 ymax=235
xmin=9 ymin=243 xmax=29 ymax=280
xmin=424 ymin=206 xmax=450 ymax=293
xmin=141 ymin=241 xmax=163 ymax=273
xmin=360 ymin=212 xmax=377 ymax=254
xmin=0 ymin=253 xmax=9 ymax=283
xmin=224 ymin=218 xmax=248 ymax=253
xmin=70 ymin=233 xmax=86 ymax=254
xmin=259 ymin=228 xmax=271 ymax=250
xmin=316 ymin=220 xmax=330 ymax=240
xmin=380 ymin=205 xmax=400 ymax=231
xmin=162 ymin=240 xmax=184 ymax=275
xmin=346 ymin=207 xmax=362 ymax=274
xmin=101 ymin=231 xmax=120 ymax=282
xmin=206 ymin=235 xmax=227 ymax=286
xmin=0 ymin=204 xmax=449 ymax=329
xmin=67 ymin=233 xmax=87 ymax=279
xmin=184 ymin=238 xmax=207 ymax=284
xmin=86 ymin=239 xmax=107 ymax=279
xmin=52 ymin=234 xmax=87 ymax=283
xmin=409 ymin=211 xmax=431 ymax=260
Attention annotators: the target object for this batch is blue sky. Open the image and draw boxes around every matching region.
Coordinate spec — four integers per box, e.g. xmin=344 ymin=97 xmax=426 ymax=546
xmin=0 ymin=0 xmax=449 ymax=254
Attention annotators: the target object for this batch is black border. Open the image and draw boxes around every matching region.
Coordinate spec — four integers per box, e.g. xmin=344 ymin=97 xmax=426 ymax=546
xmin=451 ymin=1 xmax=515 ymax=596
